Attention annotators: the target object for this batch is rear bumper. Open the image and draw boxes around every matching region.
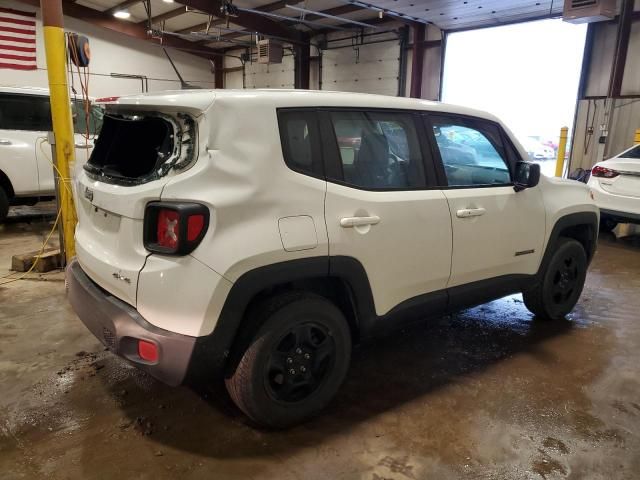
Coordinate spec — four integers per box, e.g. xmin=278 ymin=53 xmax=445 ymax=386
xmin=589 ymin=179 xmax=640 ymax=221
xmin=66 ymin=259 xmax=196 ymax=386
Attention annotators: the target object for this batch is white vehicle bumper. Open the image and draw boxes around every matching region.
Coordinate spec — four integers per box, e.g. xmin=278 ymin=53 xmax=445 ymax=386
xmin=588 ymin=178 xmax=640 ymax=223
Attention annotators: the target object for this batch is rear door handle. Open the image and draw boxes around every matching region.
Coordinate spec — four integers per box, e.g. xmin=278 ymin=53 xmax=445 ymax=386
xmin=0 ymin=139 xmax=12 ymax=145
xmin=340 ymin=216 xmax=380 ymax=228
xmin=456 ymin=208 xmax=486 ymax=218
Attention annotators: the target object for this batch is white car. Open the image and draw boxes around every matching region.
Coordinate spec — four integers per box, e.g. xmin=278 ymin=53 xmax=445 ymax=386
xmin=522 ymin=138 xmax=555 ymax=160
xmin=0 ymin=86 xmax=102 ymax=222
xmin=588 ymin=144 xmax=640 ymax=232
xmin=66 ymin=90 xmax=599 ymax=428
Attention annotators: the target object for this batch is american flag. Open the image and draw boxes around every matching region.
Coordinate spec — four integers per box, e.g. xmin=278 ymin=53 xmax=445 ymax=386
xmin=0 ymin=7 xmax=36 ymax=71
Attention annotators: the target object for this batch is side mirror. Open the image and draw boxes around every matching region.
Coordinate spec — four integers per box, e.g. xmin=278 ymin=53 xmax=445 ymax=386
xmin=514 ymin=161 xmax=540 ymax=192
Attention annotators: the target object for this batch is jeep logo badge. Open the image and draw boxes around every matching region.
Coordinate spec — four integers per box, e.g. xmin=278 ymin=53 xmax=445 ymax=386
xmin=84 ymin=187 xmax=93 ymax=202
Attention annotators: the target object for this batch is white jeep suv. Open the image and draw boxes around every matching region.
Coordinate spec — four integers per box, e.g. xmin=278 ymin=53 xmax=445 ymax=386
xmin=66 ymin=90 xmax=599 ymax=428
xmin=0 ymin=86 xmax=102 ymax=222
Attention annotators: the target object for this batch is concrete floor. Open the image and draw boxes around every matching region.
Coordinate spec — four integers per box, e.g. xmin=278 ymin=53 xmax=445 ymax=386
xmin=1 ymin=205 xmax=640 ymax=480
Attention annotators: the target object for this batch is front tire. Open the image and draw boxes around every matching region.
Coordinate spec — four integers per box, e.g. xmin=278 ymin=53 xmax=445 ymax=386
xmin=226 ymin=293 xmax=352 ymax=428
xmin=0 ymin=187 xmax=9 ymax=224
xmin=523 ymin=238 xmax=587 ymax=320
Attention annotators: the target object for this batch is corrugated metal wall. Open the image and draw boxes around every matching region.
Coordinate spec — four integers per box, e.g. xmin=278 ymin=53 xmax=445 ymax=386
xmin=570 ymin=17 xmax=640 ymax=171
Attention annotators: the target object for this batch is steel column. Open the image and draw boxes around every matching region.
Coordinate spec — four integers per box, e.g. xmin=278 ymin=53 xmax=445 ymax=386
xmin=41 ymin=0 xmax=77 ymax=261
xmin=214 ymin=55 xmax=224 ymax=88
xmin=409 ymin=23 xmax=425 ymax=99
xmin=294 ymin=40 xmax=310 ymax=89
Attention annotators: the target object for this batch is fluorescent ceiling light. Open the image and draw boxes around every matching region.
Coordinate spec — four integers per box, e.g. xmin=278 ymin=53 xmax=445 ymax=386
xmin=113 ymin=10 xmax=131 ymax=19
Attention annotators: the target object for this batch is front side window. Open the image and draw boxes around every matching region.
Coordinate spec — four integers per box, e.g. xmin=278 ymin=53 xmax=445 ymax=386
xmin=329 ymin=111 xmax=424 ymax=189
xmin=430 ymin=117 xmax=511 ymax=187
xmin=0 ymin=94 xmax=52 ymax=131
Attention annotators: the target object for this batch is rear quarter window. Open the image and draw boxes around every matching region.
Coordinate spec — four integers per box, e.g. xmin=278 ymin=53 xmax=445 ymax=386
xmin=277 ymin=110 xmax=323 ymax=178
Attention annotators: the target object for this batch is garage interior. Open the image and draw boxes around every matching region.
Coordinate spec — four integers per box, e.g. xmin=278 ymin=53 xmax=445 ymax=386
xmin=1 ymin=0 xmax=640 ymax=478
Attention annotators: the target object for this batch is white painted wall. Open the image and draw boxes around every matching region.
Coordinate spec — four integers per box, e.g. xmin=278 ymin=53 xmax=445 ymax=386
xmin=245 ymin=54 xmax=295 ymax=89
xmin=221 ymin=24 xmax=443 ymax=99
xmin=320 ymin=30 xmax=401 ymax=96
xmin=0 ymin=0 xmax=215 ymax=97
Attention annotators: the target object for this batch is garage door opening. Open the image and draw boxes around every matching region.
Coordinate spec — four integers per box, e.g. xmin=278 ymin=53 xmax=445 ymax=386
xmin=442 ymin=19 xmax=587 ymax=176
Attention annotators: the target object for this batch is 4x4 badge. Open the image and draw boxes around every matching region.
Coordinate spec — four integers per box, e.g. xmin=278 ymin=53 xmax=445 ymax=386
xmin=84 ymin=187 xmax=93 ymax=202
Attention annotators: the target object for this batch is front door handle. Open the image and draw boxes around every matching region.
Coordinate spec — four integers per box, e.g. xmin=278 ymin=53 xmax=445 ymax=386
xmin=340 ymin=216 xmax=380 ymax=228
xmin=0 ymin=139 xmax=12 ymax=145
xmin=456 ymin=208 xmax=486 ymax=218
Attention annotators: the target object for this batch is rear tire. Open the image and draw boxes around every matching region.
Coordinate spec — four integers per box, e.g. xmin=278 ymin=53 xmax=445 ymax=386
xmin=599 ymin=215 xmax=618 ymax=232
xmin=0 ymin=187 xmax=9 ymax=224
xmin=226 ymin=293 xmax=352 ymax=429
xmin=523 ymin=238 xmax=587 ymax=320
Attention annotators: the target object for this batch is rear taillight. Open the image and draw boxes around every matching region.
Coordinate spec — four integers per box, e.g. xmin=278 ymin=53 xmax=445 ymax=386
xmin=144 ymin=202 xmax=209 ymax=255
xmin=591 ymin=165 xmax=619 ymax=178
xmin=157 ymin=209 xmax=179 ymax=249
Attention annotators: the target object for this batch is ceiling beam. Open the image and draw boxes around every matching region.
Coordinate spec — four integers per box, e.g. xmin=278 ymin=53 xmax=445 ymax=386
xmin=282 ymin=4 xmax=364 ymax=24
xmin=182 ymin=3 xmax=373 ymax=47
xmin=105 ymin=0 xmax=142 ymax=15
xmin=17 ymin=0 xmax=223 ymax=59
xmin=174 ymin=0 xmax=302 ymax=43
xmin=139 ymin=6 xmax=187 ymax=25
xmin=176 ymin=0 xmax=287 ymax=34
xmin=314 ymin=14 xmax=396 ymax=34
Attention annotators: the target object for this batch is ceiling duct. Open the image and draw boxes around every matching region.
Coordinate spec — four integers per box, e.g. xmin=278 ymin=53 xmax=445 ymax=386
xmin=563 ymin=0 xmax=616 ymax=24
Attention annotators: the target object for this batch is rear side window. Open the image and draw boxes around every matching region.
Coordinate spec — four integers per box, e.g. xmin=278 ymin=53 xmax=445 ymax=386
xmin=0 ymin=93 xmax=52 ymax=131
xmin=329 ymin=111 xmax=424 ymax=190
xmin=428 ymin=116 xmax=511 ymax=187
xmin=623 ymin=144 xmax=640 ymax=159
xmin=278 ymin=110 xmax=322 ymax=177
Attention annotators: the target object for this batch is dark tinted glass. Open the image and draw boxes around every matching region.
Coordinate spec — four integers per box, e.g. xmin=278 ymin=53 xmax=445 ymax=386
xmin=279 ymin=111 xmax=317 ymax=175
xmin=0 ymin=94 xmax=52 ymax=131
xmin=329 ymin=111 xmax=424 ymax=189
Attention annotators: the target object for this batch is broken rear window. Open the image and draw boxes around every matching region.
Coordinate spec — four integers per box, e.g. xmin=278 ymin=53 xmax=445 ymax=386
xmin=84 ymin=112 xmax=195 ymax=185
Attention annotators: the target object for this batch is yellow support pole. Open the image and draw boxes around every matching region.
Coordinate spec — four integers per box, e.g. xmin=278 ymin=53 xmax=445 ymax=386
xmin=635 ymin=128 xmax=640 ymax=145
xmin=41 ymin=1 xmax=76 ymax=261
xmin=555 ymin=126 xmax=569 ymax=178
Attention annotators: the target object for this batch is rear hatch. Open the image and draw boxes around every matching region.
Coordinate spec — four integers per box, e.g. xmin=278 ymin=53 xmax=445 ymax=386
xmin=74 ymin=92 xmax=209 ymax=306
xmin=597 ymin=157 xmax=640 ymax=198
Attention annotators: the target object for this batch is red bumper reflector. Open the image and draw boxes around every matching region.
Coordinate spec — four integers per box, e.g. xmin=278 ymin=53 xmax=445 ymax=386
xmin=187 ymin=214 xmax=205 ymax=241
xmin=138 ymin=340 xmax=158 ymax=362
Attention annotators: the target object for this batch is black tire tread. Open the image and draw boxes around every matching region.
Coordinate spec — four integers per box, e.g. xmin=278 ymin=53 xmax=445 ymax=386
xmin=523 ymin=237 xmax=586 ymax=320
xmin=225 ymin=292 xmax=349 ymax=428
xmin=225 ymin=291 xmax=304 ymax=421
xmin=0 ymin=187 xmax=8 ymax=224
